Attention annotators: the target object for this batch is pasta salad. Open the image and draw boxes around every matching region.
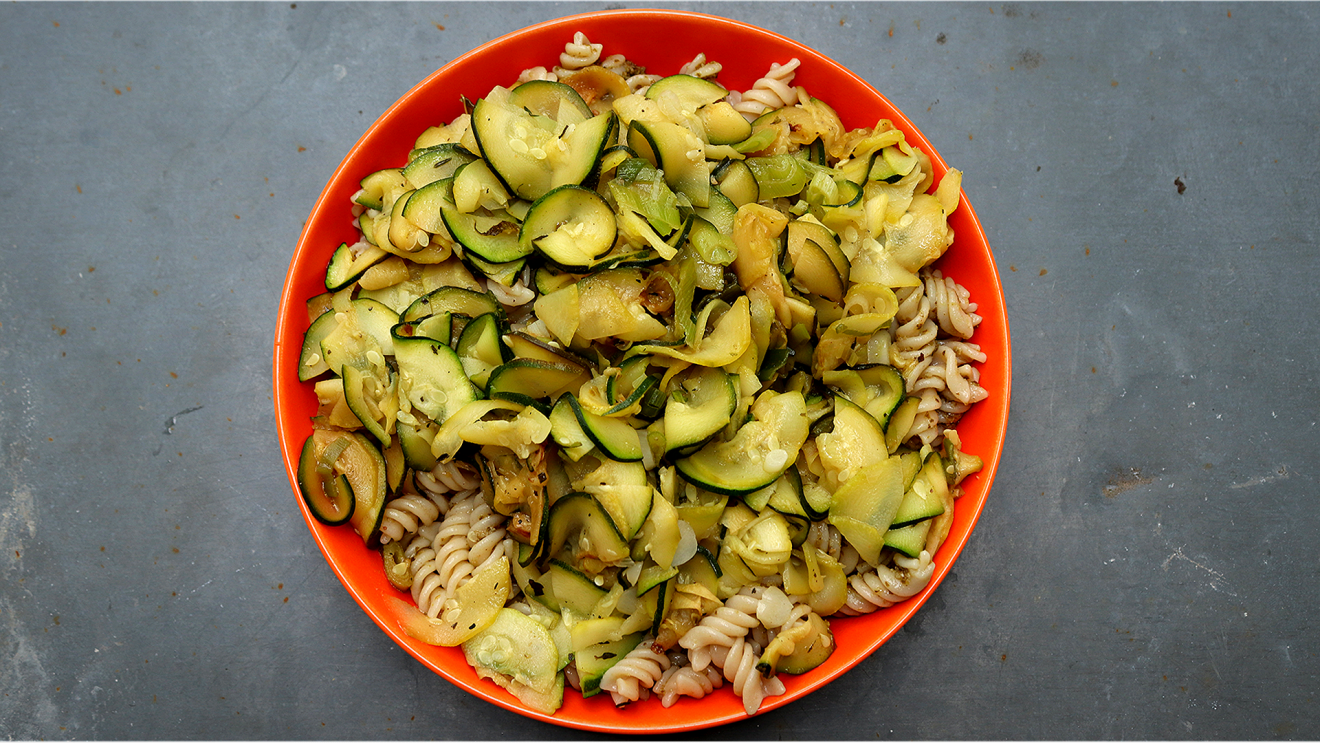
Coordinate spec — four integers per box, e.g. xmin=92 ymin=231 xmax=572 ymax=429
xmin=294 ymin=31 xmax=987 ymax=718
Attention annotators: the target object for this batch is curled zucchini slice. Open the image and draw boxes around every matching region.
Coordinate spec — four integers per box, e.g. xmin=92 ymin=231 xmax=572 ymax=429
xmin=519 ymin=185 xmax=618 ymax=270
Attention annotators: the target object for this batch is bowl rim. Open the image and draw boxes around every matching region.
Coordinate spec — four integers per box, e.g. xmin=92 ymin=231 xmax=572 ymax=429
xmin=273 ymin=7 xmax=1011 ymax=734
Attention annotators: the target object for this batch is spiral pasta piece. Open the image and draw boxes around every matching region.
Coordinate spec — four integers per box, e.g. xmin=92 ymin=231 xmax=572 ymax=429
xmin=626 ymin=73 xmax=662 ymax=94
xmin=730 ymin=58 xmax=802 ymax=118
xmin=654 ymin=664 xmax=724 ymax=707
xmin=838 ymin=550 xmax=937 ymax=615
xmin=559 ymin=31 xmax=603 ymax=70
xmin=890 ymin=288 xmax=938 ymax=386
xmin=710 ymin=635 xmax=786 ymax=716
xmin=887 ymin=268 xmax=989 ymax=446
xmin=678 ymin=52 xmax=722 ymax=80
xmin=378 ymin=489 xmax=447 ymax=545
xmin=600 ymin=639 xmax=671 ymax=706
xmin=408 ymin=495 xmax=472 ymax=617
xmin=486 ymin=274 xmax=536 ymax=307
xmin=807 ymin=520 xmax=841 ymax=561
xmin=465 ymin=495 xmax=510 ymax=574
xmin=924 ymin=270 xmax=980 ymax=339
xmin=418 ymin=460 xmax=481 ymax=495
xmin=806 ymin=521 xmax=853 ymax=570
xmin=677 ymin=589 xmax=762 ymax=672
xmin=515 ymin=65 xmax=557 ymax=84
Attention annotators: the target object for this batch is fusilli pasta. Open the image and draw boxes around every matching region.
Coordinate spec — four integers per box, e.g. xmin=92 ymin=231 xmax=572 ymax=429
xmin=600 ymin=639 xmax=670 ymax=706
xmin=378 ymin=485 xmax=447 ymax=545
xmin=889 ymin=268 xmax=989 ymax=446
xmin=559 ymin=31 xmax=603 ymax=70
xmin=710 ymin=635 xmax=786 ymax=716
xmin=678 ymin=589 xmax=762 ymax=673
xmin=678 ymin=52 xmax=722 ymax=80
xmin=729 ymin=58 xmax=802 ymax=118
xmin=839 ymin=550 xmax=937 ymax=615
xmin=654 ymin=663 xmax=724 ymax=707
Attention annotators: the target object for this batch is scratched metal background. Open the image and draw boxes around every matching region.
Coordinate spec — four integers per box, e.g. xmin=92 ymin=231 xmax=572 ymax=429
xmin=1 ymin=2 xmax=1317 ymax=739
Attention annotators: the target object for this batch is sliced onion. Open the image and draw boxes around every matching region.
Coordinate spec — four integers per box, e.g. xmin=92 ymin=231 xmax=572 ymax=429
xmin=756 ymin=585 xmax=794 ymax=629
xmin=638 ymin=428 xmax=655 ymax=470
xmin=316 ymin=435 xmax=351 ymax=476
xmin=622 ymin=560 xmax=644 ymax=587
xmin=616 ymin=585 xmax=639 ymax=616
xmin=673 ymin=520 xmax=698 ymax=568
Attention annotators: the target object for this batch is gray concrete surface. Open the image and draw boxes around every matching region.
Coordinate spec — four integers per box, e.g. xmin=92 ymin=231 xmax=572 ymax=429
xmin=1 ymin=2 xmax=1317 ymax=739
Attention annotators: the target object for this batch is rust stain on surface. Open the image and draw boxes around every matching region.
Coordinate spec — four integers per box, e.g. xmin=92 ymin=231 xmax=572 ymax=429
xmin=1104 ymin=468 xmax=1153 ymax=498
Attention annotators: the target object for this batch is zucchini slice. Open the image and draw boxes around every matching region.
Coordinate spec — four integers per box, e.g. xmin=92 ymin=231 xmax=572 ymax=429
xmin=576 ymin=626 xmax=645 ymax=698
xmin=519 ymin=184 xmax=617 ymax=269
xmin=576 ymin=458 xmax=653 ymax=541
xmin=341 ymin=363 xmax=391 ymax=447
xmin=675 ymin=390 xmax=808 ymax=496
xmin=306 ymin=429 xmax=387 ymax=543
xmin=296 ymin=436 xmax=354 ymax=526
xmin=890 ymin=478 xmax=946 ymax=529
xmin=298 ymin=309 xmax=338 ymax=381
xmin=786 ymin=218 xmax=848 ymax=302
xmin=317 ymin=298 xmax=397 ymax=377
xmin=397 ymin=420 xmax=439 ymax=471
xmin=472 ymin=90 xmax=615 ymax=201
xmin=461 ymin=605 xmax=562 ymax=699
xmin=441 ymin=205 xmax=529 ymax=264
xmin=455 ymin=312 xmax=508 ymax=389
xmin=487 ymin=360 xmax=591 ymax=406
xmin=401 ymin=285 xmax=503 ymax=324
xmin=402 ymin=143 xmax=479 ymax=190
xmin=627 ymin=119 xmax=710 ymax=208
xmin=663 ymin=365 xmax=737 ymax=453
xmin=545 ymin=559 xmax=607 ymax=616
xmin=545 ymin=492 xmax=631 ymax=565
xmin=355 ymin=168 xmax=407 ymax=211
xmin=857 ymin=364 xmax=905 ymax=428
xmin=462 ymin=252 xmax=526 ymax=288
xmin=883 ymin=519 xmax=932 ymax=558
xmin=677 ymin=545 xmax=722 ymax=597
xmin=392 ymin=330 xmax=480 ymax=425
xmin=712 ymin=159 xmax=760 ymax=208
xmin=399 ymin=178 xmax=453 ymax=234
xmin=451 ymin=159 xmax=511 ymax=214
xmin=561 ymin=394 xmax=643 ymax=462
xmin=885 ymin=396 xmax=921 ymax=454
xmin=509 ymin=79 xmax=593 ymax=120
xmin=324 ymin=242 xmax=389 ymax=291
xmin=828 ymin=456 xmax=906 ymax=565
xmin=644 ymin=74 xmax=728 ymax=109
xmin=550 ymin=394 xmax=596 ymax=462
xmin=891 ymin=455 xmax=949 ymax=528
xmin=698 ymin=101 xmax=753 ymax=146
xmin=503 ymin=332 xmax=592 ymax=372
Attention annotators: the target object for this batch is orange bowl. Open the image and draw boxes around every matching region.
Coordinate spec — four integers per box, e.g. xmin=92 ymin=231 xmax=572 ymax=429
xmin=273 ymin=8 xmax=1010 ymax=734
